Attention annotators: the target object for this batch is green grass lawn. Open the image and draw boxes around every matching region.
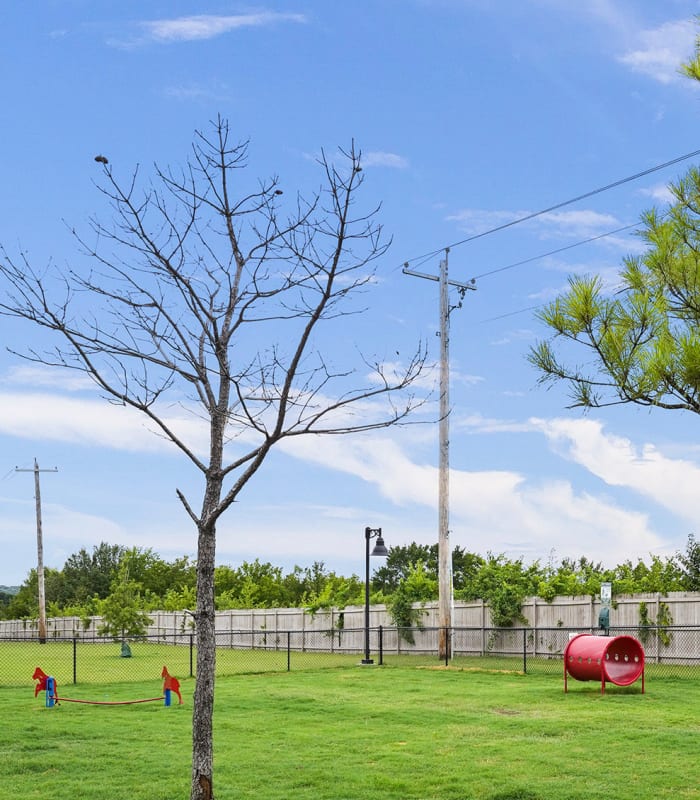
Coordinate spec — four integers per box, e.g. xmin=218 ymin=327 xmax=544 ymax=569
xmin=2 ymin=663 xmax=698 ymax=800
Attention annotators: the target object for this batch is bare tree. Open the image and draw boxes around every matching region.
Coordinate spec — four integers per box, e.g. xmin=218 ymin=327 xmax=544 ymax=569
xmin=0 ymin=117 xmax=427 ymax=800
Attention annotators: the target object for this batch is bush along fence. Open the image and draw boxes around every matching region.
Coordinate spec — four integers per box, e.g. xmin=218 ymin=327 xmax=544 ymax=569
xmin=2 ymin=624 xmax=700 ymax=688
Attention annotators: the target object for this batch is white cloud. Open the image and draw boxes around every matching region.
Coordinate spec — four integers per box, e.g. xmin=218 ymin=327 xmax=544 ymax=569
xmin=0 ymin=375 xmax=436 ymax=465
xmin=279 ymin=425 xmax=667 ymax=565
xmin=368 ymin=359 xmax=438 ymax=392
xmin=0 ymin=501 xmax=129 ymax=584
xmin=537 ymin=209 xmax=621 ymax=238
xmin=163 ymin=82 xmax=231 ymax=103
xmin=447 ymin=206 xmax=625 ymax=240
xmin=0 ymin=391 xmax=208 ymax=455
xmin=362 ymin=152 xmax=409 ymax=169
xmin=579 ymin=0 xmax=636 ymax=34
xmin=454 ymin=413 xmax=533 ymax=435
xmin=486 ymin=477 xmax=660 ymax=562
xmin=488 ymin=328 xmax=537 ymax=346
xmin=0 ymin=385 xmax=688 ymax=571
xmin=563 ymin=4 xmax=696 ymax=86
xmin=141 ymin=13 xmax=307 ymax=44
xmin=446 ymin=208 xmax=523 ymax=236
xmin=533 ymin=416 xmax=700 ymax=522
xmin=3 ymin=365 xmax=96 ymax=392
xmin=377 ymin=360 xmax=481 ymax=394
xmin=452 ymin=369 xmax=486 ymax=386
xmin=618 ymin=19 xmax=697 ymax=84
xmin=639 ymin=182 xmax=675 ymax=205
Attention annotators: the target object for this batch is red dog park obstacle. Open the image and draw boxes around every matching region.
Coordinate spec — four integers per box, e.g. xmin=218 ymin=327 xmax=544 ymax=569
xmin=564 ymin=633 xmax=645 ymax=694
xmin=32 ymin=665 xmax=182 ymax=707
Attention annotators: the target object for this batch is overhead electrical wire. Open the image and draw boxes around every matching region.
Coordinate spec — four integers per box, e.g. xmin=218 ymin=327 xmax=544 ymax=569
xmin=481 ymin=304 xmax=542 ymax=323
xmin=470 ymin=221 xmax=640 ymax=281
xmin=477 ymin=222 xmax=641 ymax=322
xmin=401 ymin=146 xmax=700 ymax=270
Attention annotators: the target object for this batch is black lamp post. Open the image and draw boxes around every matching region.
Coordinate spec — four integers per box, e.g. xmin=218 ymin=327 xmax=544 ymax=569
xmin=362 ymin=526 xmax=389 ymax=664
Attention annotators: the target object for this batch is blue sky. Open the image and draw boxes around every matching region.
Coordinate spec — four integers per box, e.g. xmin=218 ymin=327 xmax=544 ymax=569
xmin=1 ymin=1 xmax=699 ymax=586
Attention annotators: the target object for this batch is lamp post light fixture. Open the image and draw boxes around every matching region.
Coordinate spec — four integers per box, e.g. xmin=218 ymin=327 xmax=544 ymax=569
xmin=362 ymin=526 xmax=389 ymax=664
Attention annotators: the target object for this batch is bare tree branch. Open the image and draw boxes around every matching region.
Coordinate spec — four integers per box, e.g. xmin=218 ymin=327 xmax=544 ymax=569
xmin=0 ymin=118 xmax=429 ymax=800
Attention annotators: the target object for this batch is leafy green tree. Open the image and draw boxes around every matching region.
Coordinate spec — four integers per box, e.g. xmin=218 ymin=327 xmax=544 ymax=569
xmin=117 ymin=547 xmax=196 ymax=599
xmin=386 ymin=561 xmax=437 ymax=643
xmin=457 ymin=553 xmax=540 ymax=626
xmin=529 ymin=169 xmax=700 ymax=411
xmin=305 ymin=574 xmax=364 ymax=614
xmin=373 ymin=543 xmax=482 ymax=594
xmin=214 ymin=559 xmax=325 ymax=609
xmin=5 ymin=540 xmax=696 ymax=626
xmin=536 ymin=556 xmax=609 ymax=601
xmin=283 ymin=562 xmax=331 ymax=606
xmin=3 ymin=567 xmax=64 ymax=621
xmin=681 ymin=17 xmax=700 ymax=81
xmin=451 ymin=547 xmax=486 ymax=593
xmin=60 ymin=542 xmax=125 ymax=604
xmin=213 ymin=565 xmax=242 ymax=599
xmin=611 ymin=555 xmax=683 ymax=595
xmin=161 ymin=584 xmax=198 ymax=613
xmin=529 ymin=41 xmax=700 ymax=411
xmin=3 ymin=580 xmax=40 ymax=619
xmin=677 ymin=533 xmax=700 ymax=590
xmin=373 ymin=543 xmax=434 ymax=592
xmin=52 ymin=596 xmax=101 ymax=631
xmin=230 ymin=560 xmax=287 ymax=608
xmin=97 ymin=563 xmax=153 ymax=642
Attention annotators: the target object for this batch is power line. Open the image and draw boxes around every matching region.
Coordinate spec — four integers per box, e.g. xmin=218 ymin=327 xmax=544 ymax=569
xmin=470 ymin=221 xmax=640 ymax=281
xmin=481 ymin=304 xmax=541 ymax=323
xmin=474 ymin=223 xmax=642 ymax=322
xmin=401 ymin=147 xmax=700 ymax=268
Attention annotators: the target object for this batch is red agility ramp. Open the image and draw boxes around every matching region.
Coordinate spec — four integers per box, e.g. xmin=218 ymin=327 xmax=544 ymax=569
xmin=564 ymin=633 xmax=645 ymax=694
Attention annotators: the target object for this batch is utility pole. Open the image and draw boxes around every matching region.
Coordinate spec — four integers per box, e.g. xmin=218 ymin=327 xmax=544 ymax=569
xmin=16 ymin=459 xmax=58 ymax=644
xmin=403 ymin=249 xmax=475 ymax=659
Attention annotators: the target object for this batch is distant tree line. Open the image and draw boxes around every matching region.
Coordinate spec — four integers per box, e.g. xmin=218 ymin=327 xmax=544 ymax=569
xmin=0 ymin=588 xmax=17 ymax=605
xmin=2 ymin=536 xmax=699 ymax=632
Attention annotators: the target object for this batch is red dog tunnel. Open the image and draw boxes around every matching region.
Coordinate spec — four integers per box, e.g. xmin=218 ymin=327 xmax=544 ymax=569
xmin=564 ymin=633 xmax=645 ymax=694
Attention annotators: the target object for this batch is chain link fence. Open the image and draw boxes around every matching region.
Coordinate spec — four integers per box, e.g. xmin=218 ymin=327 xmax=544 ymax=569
xmin=381 ymin=625 xmax=700 ymax=679
xmin=3 ymin=625 xmax=699 ymax=689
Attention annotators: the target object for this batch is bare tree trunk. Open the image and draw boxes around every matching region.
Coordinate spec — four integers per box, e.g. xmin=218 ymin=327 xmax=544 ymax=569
xmin=192 ymin=520 xmax=217 ymax=800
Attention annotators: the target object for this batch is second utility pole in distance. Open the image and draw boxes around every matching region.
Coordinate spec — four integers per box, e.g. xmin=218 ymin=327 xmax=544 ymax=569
xmin=16 ymin=459 xmax=58 ymax=644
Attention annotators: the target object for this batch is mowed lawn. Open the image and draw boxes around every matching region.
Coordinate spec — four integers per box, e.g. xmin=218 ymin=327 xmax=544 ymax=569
xmin=2 ymin=664 xmax=698 ymax=800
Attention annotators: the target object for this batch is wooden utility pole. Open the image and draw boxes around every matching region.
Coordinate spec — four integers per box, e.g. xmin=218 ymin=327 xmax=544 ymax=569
xmin=403 ymin=250 xmax=475 ymax=659
xmin=16 ymin=459 xmax=58 ymax=643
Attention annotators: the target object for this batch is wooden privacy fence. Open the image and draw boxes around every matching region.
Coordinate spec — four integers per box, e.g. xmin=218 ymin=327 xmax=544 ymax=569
xmin=2 ymin=592 xmax=699 ymax=661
